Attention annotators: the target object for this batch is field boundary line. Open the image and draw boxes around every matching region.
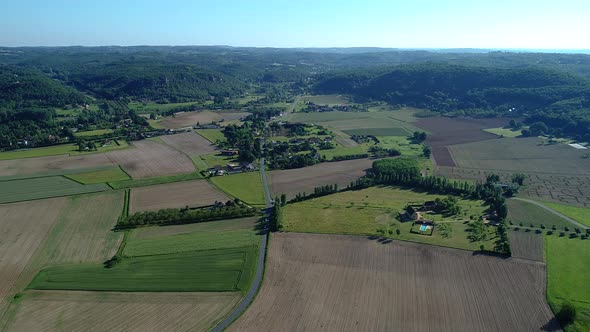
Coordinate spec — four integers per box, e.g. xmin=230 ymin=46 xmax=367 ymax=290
xmin=512 ymin=198 xmax=589 ymax=230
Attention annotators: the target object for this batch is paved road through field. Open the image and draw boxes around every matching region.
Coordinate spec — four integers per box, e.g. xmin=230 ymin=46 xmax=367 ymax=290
xmin=512 ymin=197 xmax=589 ymax=230
xmin=212 ymin=139 xmax=272 ymax=332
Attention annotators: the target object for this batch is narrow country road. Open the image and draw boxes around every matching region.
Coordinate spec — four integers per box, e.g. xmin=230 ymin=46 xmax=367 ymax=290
xmin=212 ymin=138 xmax=273 ymax=332
xmin=511 ymin=197 xmax=589 ymax=230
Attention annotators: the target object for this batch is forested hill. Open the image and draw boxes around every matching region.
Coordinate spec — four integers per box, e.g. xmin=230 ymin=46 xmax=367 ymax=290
xmin=315 ymin=64 xmax=590 ymax=139
xmin=0 ymin=66 xmax=88 ymax=109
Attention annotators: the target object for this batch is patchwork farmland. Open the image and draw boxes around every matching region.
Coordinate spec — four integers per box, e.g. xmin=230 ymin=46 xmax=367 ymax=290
xmin=230 ymin=233 xmax=557 ymax=331
xmin=269 ymin=158 xmax=373 ymax=199
xmin=158 ymin=111 xmax=244 ymax=129
xmin=0 ymin=154 xmax=115 ymax=178
xmin=129 ymin=179 xmax=231 ymax=212
xmin=107 ymin=140 xmax=195 ymax=178
xmin=0 ymin=176 xmax=109 ymax=204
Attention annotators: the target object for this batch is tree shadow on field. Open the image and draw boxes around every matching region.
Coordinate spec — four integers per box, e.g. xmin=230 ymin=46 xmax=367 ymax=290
xmin=367 ymin=236 xmax=393 ymax=244
xmin=540 ymin=317 xmax=561 ymax=331
xmin=253 ymin=217 xmax=267 ymax=235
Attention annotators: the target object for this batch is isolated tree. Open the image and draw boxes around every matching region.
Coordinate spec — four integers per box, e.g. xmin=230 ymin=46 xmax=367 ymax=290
xmin=529 ymin=122 xmax=548 ymax=136
xmin=280 ymin=194 xmax=287 ymax=206
xmin=556 ymin=302 xmax=576 ymax=327
xmin=511 ymin=173 xmax=526 ymax=185
xmin=423 ymin=145 xmax=432 ymax=158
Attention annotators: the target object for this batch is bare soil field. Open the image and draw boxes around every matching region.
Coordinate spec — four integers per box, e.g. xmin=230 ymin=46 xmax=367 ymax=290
xmin=415 ymin=117 xmax=508 ymax=167
xmin=449 ymin=137 xmax=590 ymax=175
xmin=509 ymin=230 xmax=545 ymax=262
xmin=108 ymin=140 xmax=195 ymax=178
xmin=0 ymin=198 xmax=68 ymax=318
xmin=130 ymin=179 xmax=230 ymax=212
xmin=160 ymin=131 xmax=217 ymax=156
xmin=159 ymin=111 xmax=245 ymax=129
xmin=0 ymin=154 xmax=115 ymax=177
xmin=436 ymin=166 xmax=590 ymax=207
xmin=231 ymin=233 xmax=557 ymax=332
xmin=269 ymin=158 xmax=373 ymax=199
xmin=4 ymin=290 xmax=241 ymax=332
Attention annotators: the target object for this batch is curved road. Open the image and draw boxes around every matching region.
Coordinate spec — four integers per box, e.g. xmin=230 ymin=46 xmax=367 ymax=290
xmin=212 ymin=141 xmax=273 ymax=332
xmin=511 ymin=197 xmax=588 ymax=230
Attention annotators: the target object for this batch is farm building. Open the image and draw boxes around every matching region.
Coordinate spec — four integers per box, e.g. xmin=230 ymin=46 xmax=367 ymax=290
xmin=399 ymin=206 xmax=418 ymax=222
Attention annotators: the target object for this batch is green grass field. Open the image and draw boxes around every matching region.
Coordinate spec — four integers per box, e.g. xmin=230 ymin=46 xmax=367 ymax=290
xmin=73 ymin=129 xmax=114 ymax=137
xmin=29 ymin=217 xmax=261 ymax=293
xmin=200 ymin=153 xmax=237 ymax=168
xmin=29 ymin=248 xmax=256 ymax=292
xmin=343 ymin=127 xmax=411 ymax=137
xmin=0 ymin=144 xmax=78 ymax=160
xmin=483 ymin=127 xmax=523 ymax=137
xmin=108 ymin=172 xmax=203 ymax=189
xmin=195 ymin=129 xmax=226 ymax=143
xmin=540 ymin=202 xmax=590 ymax=227
xmin=506 ymin=199 xmax=575 ymax=230
xmin=319 ymin=144 xmax=370 ymax=160
xmin=0 ymin=176 xmax=109 ymax=204
xmin=302 ymin=94 xmax=350 ymax=106
xmin=66 ymin=167 xmax=131 ymax=184
xmin=210 ymin=172 xmax=266 ymax=206
xmin=283 ymin=186 xmax=494 ymax=251
xmin=546 ymin=236 xmax=590 ymax=331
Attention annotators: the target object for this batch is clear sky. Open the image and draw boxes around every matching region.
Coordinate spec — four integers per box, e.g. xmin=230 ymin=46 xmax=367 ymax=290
xmin=1 ymin=0 xmax=589 ymax=49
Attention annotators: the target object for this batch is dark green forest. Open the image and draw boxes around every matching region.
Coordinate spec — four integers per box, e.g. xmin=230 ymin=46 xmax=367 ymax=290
xmin=1 ymin=46 xmax=590 ymax=149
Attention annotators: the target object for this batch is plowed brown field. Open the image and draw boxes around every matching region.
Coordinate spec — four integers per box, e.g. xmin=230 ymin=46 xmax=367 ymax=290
xmin=129 ymin=179 xmax=230 ymax=212
xmin=509 ymin=230 xmax=545 ymax=262
xmin=5 ymin=290 xmax=241 ymax=332
xmin=269 ymin=158 xmax=373 ymax=199
xmin=231 ymin=233 xmax=558 ymax=332
xmin=0 ymin=198 xmax=67 ymax=318
xmin=0 ymin=154 xmax=115 ymax=177
xmin=160 ymin=131 xmax=217 ymax=156
xmin=108 ymin=140 xmax=195 ymax=178
xmin=160 ymin=111 xmax=244 ymax=129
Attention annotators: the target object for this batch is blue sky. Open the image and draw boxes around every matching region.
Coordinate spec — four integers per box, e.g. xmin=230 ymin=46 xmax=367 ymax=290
xmin=1 ymin=0 xmax=589 ymax=49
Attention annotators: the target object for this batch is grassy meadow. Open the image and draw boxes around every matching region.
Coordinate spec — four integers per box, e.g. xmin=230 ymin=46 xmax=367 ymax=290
xmin=210 ymin=172 xmax=266 ymax=206
xmin=195 ymin=129 xmax=226 ymax=143
xmin=282 ymin=186 xmax=495 ymax=251
xmin=66 ymin=167 xmax=130 ymax=184
xmin=540 ymin=202 xmax=590 ymax=227
xmin=108 ymin=172 xmax=203 ymax=189
xmin=0 ymin=176 xmax=109 ymax=204
xmin=506 ymin=199 xmax=575 ymax=230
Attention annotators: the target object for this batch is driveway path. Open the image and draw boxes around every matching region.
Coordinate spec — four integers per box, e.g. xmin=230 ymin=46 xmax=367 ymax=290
xmin=212 ymin=140 xmax=272 ymax=331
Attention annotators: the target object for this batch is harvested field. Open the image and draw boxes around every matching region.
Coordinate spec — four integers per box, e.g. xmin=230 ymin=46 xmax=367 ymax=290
xmin=0 ymin=154 xmax=115 ymax=178
xmin=159 ymin=111 xmax=244 ymax=129
xmin=231 ymin=233 xmax=557 ymax=332
xmin=449 ymin=137 xmax=590 ymax=175
xmin=129 ymin=179 xmax=230 ymax=213
xmin=107 ymin=140 xmax=195 ymax=178
xmin=160 ymin=131 xmax=217 ymax=156
xmin=0 ymin=176 xmax=109 ymax=204
xmin=436 ymin=166 xmax=590 ymax=208
xmin=4 ymin=290 xmax=241 ymax=332
xmin=509 ymin=230 xmax=544 ymax=262
xmin=415 ymin=117 xmax=508 ymax=166
xmin=506 ymin=199 xmax=573 ymax=230
xmin=269 ymin=158 xmax=373 ymax=199
xmin=0 ymin=198 xmax=68 ymax=318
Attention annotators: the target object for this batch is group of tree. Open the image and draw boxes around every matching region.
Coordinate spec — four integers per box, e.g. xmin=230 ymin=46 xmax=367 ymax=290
xmin=269 ymin=197 xmax=283 ymax=232
xmin=77 ymin=139 xmax=97 ymax=151
xmin=329 ymin=153 xmax=369 ymax=161
xmin=411 ymin=131 xmax=427 ymax=143
xmin=289 ymin=184 xmax=339 ymax=203
xmin=222 ymin=123 xmax=261 ymax=162
xmin=368 ymin=145 xmax=401 ymax=158
xmin=117 ymin=205 xmax=257 ymax=229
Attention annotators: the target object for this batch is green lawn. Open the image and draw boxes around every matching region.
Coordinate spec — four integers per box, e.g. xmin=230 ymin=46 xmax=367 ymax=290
xmin=0 ymin=176 xmax=109 ymax=204
xmin=483 ymin=127 xmax=524 ymax=138
xmin=283 ymin=186 xmax=495 ymax=251
xmin=546 ymin=236 xmax=590 ymax=331
xmin=108 ymin=172 xmax=203 ymax=189
xmin=74 ymin=129 xmax=114 ymax=137
xmin=66 ymin=167 xmax=130 ymax=184
xmin=29 ymin=248 xmax=256 ymax=292
xmin=541 ymin=202 xmax=590 ymax=227
xmin=195 ymin=129 xmax=226 ymax=143
xmin=0 ymin=144 xmax=78 ymax=160
xmin=343 ymin=127 xmax=411 ymax=137
xmin=320 ymin=144 xmax=370 ymax=160
xmin=210 ymin=172 xmax=266 ymax=206
xmin=200 ymin=153 xmax=237 ymax=168
xmin=507 ymin=199 xmax=575 ymax=230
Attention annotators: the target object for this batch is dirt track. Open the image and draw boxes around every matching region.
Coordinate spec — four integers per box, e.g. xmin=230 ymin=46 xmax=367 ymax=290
xmin=230 ymin=233 xmax=558 ymax=332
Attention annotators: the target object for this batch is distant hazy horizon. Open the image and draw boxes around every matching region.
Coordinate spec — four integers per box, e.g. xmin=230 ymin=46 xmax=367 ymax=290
xmin=1 ymin=0 xmax=589 ymax=49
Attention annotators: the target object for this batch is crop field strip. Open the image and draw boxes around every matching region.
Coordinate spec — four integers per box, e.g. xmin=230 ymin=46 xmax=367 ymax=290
xmin=65 ymin=167 xmax=130 ymax=184
xmin=129 ymin=179 xmax=230 ymax=213
xmin=107 ymin=139 xmax=195 ymax=178
xmin=4 ymin=290 xmax=241 ymax=332
xmin=269 ymin=158 xmax=373 ymax=199
xmin=0 ymin=176 xmax=109 ymax=204
xmin=0 ymin=153 xmax=116 ymax=177
xmin=436 ymin=165 xmax=590 ymax=207
xmin=160 ymin=131 xmax=217 ymax=156
xmin=158 ymin=111 xmax=245 ymax=129
xmin=231 ymin=233 xmax=557 ymax=331
xmin=0 ymin=197 xmax=68 ymax=319
xmin=209 ymin=172 xmax=266 ymax=206
xmin=508 ymin=231 xmax=544 ymax=262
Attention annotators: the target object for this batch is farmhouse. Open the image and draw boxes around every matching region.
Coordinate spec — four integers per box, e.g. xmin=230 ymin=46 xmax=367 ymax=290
xmin=227 ymin=163 xmax=241 ymax=172
xmin=399 ymin=206 xmax=418 ymax=222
